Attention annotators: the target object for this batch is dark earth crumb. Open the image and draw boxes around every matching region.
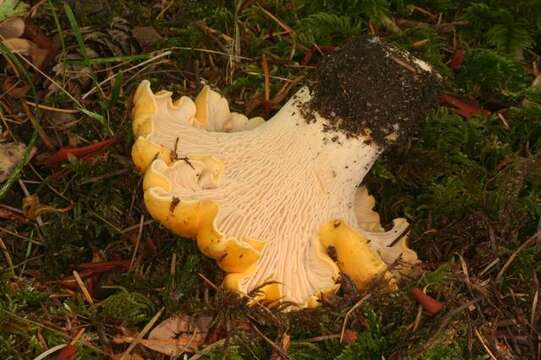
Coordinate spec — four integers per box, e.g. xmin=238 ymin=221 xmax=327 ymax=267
xmin=304 ymin=36 xmax=440 ymax=146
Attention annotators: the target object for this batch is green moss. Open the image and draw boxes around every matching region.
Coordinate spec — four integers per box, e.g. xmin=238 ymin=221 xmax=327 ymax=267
xmin=100 ymin=290 xmax=155 ymax=325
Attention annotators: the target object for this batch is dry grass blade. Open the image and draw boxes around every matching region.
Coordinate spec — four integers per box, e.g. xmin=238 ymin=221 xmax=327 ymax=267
xmin=120 ymin=307 xmax=165 ymax=360
xmin=340 ymin=293 xmax=371 ymax=343
xmin=251 ymin=322 xmax=290 ymax=360
xmin=496 ymin=231 xmax=540 ymax=282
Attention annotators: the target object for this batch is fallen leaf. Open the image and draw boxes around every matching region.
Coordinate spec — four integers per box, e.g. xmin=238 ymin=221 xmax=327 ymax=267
xmin=132 ymin=26 xmax=162 ymax=50
xmin=0 ymin=205 xmax=29 ymax=223
xmin=40 ymin=138 xmax=117 ymax=165
xmin=2 ymin=37 xmax=33 ymax=54
xmin=22 ymin=194 xmax=74 ymax=219
xmin=450 ymin=48 xmax=465 ymax=71
xmin=2 ymin=77 xmax=30 ymax=98
xmin=0 ymin=142 xmax=33 ymax=182
xmin=0 ymin=16 xmax=25 ymax=38
xmin=145 ymin=314 xmax=213 ymax=356
xmin=56 ymin=345 xmax=77 ymax=360
xmin=439 ymin=94 xmax=490 ymax=119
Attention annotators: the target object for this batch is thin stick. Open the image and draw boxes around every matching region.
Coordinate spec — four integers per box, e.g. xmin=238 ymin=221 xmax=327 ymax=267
xmin=256 ymin=3 xmax=294 ymax=35
xmin=496 ymin=231 xmax=540 ymax=281
xmin=121 ymin=220 xmax=154 ymax=234
xmin=0 ymin=237 xmax=15 ymax=277
xmin=25 ymin=101 xmax=79 ymax=114
xmin=474 ymin=329 xmax=499 ymax=360
xmin=303 ymin=334 xmax=341 ymax=342
xmin=129 ymin=215 xmax=144 ymax=272
xmin=252 ymin=323 xmax=290 ymax=360
xmin=261 ymin=54 xmax=270 ymax=114
xmin=340 ymin=293 xmax=371 ymax=343
xmin=82 ymin=51 xmax=173 ymax=99
xmin=72 ymin=270 xmax=94 ymax=304
xmin=120 ymin=307 xmax=164 ymax=360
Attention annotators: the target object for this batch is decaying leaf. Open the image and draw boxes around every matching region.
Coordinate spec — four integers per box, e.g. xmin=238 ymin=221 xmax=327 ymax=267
xmin=0 ymin=142 xmax=32 ymax=182
xmin=22 ymin=194 xmax=74 ymax=219
xmin=2 ymin=37 xmax=33 ymax=54
xmin=145 ymin=314 xmax=213 ymax=356
xmin=0 ymin=16 xmax=24 ymax=39
xmin=0 ymin=0 xmax=29 ymax=22
xmin=2 ymin=76 xmax=30 ymax=98
xmin=132 ymin=26 xmax=162 ymax=50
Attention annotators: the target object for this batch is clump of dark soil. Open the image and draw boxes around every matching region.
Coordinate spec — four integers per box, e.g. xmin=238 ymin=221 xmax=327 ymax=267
xmin=306 ymin=36 xmax=440 ymax=146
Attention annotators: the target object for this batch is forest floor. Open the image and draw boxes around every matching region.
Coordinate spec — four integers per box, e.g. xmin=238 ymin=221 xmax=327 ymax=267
xmin=0 ymin=1 xmax=540 ymax=359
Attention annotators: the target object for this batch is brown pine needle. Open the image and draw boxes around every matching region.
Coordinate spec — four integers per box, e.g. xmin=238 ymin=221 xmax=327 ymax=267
xmin=72 ymin=270 xmax=94 ymax=305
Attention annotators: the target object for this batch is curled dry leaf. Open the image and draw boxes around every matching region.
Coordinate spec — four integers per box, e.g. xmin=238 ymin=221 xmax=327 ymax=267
xmin=0 ymin=16 xmax=25 ymax=38
xmin=145 ymin=314 xmax=213 ymax=356
xmin=22 ymin=194 xmax=74 ymax=219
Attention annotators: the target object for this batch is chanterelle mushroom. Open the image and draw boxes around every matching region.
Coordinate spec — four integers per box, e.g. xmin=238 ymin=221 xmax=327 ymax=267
xmin=132 ymin=37 xmax=439 ymax=308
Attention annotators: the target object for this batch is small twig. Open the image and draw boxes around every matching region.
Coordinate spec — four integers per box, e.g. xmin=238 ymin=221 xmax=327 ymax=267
xmin=0 ymin=237 xmax=15 ymax=277
xmin=72 ymin=270 xmax=94 ymax=305
xmin=189 ymin=338 xmax=227 ymax=360
xmin=474 ymin=328 xmax=499 ymax=360
xmin=121 ymin=220 xmax=154 ymax=234
xmin=120 ymin=307 xmax=164 ymax=360
xmin=390 ymin=55 xmax=417 ymax=73
xmin=129 ymin=215 xmax=144 ymax=272
xmin=496 ymin=231 xmax=540 ymax=282
xmin=256 ymin=2 xmax=294 ymax=35
xmin=21 ymin=101 xmax=54 ymax=150
xmin=24 ymin=101 xmax=79 ymax=114
xmin=198 ymin=273 xmax=219 ymax=290
xmin=82 ymin=50 xmax=173 ymax=99
xmin=302 ymin=334 xmax=341 ymax=342
xmin=261 ymin=54 xmax=271 ymax=115
xmin=340 ymin=293 xmax=371 ymax=343
xmin=251 ymin=323 xmax=291 ymax=360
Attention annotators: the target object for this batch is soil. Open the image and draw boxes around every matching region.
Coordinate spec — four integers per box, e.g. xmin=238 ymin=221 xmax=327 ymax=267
xmin=305 ymin=36 xmax=440 ymax=146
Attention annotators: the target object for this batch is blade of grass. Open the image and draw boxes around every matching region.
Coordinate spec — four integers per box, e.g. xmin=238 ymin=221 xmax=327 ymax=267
xmin=63 ymin=2 xmax=89 ymax=66
xmin=47 ymin=0 xmax=65 ymax=50
xmin=65 ymin=54 xmax=154 ymax=65
xmin=109 ymin=72 xmax=123 ymax=110
xmin=63 ymin=2 xmax=113 ymax=134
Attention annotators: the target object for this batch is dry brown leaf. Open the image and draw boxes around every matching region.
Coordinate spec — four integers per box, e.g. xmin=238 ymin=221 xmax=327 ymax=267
xmin=2 ymin=77 xmax=30 ymax=98
xmin=1 ymin=37 xmax=33 ymax=54
xmin=22 ymin=194 xmax=74 ymax=219
xmin=145 ymin=314 xmax=213 ymax=356
xmin=0 ymin=16 xmax=25 ymax=39
xmin=0 ymin=142 xmax=32 ymax=182
xmin=132 ymin=26 xmax=162 ymax=50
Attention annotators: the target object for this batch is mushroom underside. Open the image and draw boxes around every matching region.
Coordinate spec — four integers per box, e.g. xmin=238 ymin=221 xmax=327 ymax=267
xmin=133 ymin=81 xmax=420 ymax=308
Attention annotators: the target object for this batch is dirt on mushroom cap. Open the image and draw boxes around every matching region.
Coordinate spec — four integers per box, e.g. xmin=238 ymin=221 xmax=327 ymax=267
xmin=306 ymin=35 xmax=440 ymax=146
